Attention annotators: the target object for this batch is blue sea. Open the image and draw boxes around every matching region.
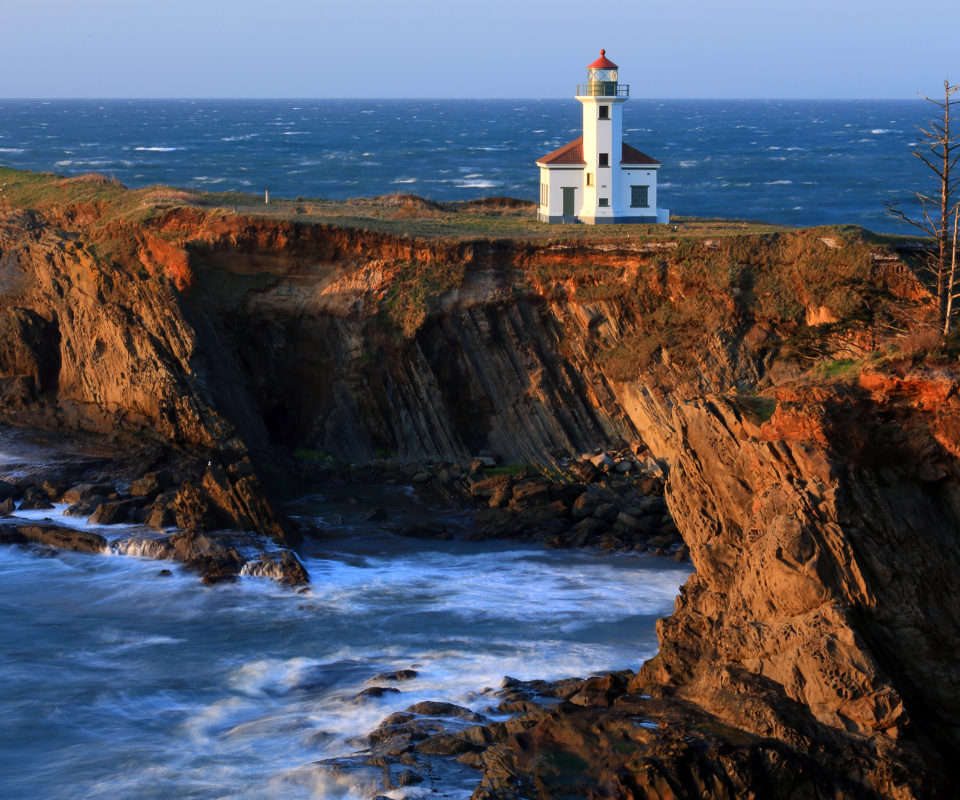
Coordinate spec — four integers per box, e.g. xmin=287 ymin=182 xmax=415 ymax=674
xmin=0 ymin=98 xmax=933 ymax=233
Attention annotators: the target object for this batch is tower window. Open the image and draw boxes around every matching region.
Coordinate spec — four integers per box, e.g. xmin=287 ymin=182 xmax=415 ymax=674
xmin=598 ymin=153 xmax=609 ymax=167
xmin=541 ymin=182 xmax=548 ymax=206
xmin=598 ymin=105 xmax=609 ymax=119
xmin=598 ymin=198 xmax=609 ymax=207
xmin=586 ymin=173 xmax=594 ymax=186
xmin=630 ymin=185 xmax=649 ymax=208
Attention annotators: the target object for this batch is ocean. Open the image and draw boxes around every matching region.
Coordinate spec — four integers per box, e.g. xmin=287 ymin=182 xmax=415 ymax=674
xmin=0 ymin=98 xmax=934 ymax=234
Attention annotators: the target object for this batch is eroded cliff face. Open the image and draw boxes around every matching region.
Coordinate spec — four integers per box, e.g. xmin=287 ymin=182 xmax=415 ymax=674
xmin=2 ymin=194 xmax=958 ymax=796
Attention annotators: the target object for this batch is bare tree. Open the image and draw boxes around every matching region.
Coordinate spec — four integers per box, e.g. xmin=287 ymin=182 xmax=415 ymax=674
xmin=884 ymin=79 xmax=959 ymax=330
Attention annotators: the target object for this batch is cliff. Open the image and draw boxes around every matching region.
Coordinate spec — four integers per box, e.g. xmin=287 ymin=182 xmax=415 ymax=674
xmin=0 ymin=169 xmax=957 ymax=797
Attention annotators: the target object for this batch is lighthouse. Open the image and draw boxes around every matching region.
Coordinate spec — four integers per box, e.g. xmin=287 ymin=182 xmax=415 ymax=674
xmin=537 ymin=51 xmax=668 ymax=225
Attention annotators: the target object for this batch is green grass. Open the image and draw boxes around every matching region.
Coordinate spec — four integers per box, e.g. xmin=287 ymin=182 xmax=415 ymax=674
xmin=0 ymin=166 xmax=817 ymax=244
xmin=292 ymin=448 xmax=342 ymax=465
xmin=815 ymin=358 xmax=863 ymax=379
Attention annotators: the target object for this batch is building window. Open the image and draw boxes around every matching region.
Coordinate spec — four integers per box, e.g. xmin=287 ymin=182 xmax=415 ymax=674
xmin=598 ymin=105 xmax=609 ymax=119
xmin=586 ymin=173 xmax=594 ymax=186
xmin=598 ymin=153 xmax=609 ymax=167
xmin=598 ymin=198 xmax=609 ymax=207
xmin=540 ymin=182 xmax=548 ymax=206
xmin=630 ymin=185 xmax=649 ymax=208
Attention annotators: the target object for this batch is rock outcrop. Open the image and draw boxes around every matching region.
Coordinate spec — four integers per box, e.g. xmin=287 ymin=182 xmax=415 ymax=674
xmin=2 ymin=175 xmax=959 ymax=795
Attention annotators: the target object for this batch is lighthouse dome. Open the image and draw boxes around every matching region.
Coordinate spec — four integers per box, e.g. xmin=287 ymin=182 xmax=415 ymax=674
xmin=587 ymin=50 xmax=618 ymax=70
xmin=583 ymin=49 xmax=622 ymax=97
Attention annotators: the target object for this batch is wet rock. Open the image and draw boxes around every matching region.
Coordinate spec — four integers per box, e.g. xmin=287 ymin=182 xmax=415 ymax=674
xmin=157 ymin=569 xmax=173 ymax=577
xmin=403 ymin=701 xmax=488 ymax=723
xmin=414 ymin=734 xmax=483 ymax=755
xmin=146 ymin=504 xmax=176 ymax=530
xmin=244 ymin=550 xmax=310 ymax=587
xmin=17 ymin=486 xmax=54 ymax=510
xmin=356 ymin=687 xmax=401 ymax=701
xmin=0 ymin=480 xmax=21 ymax=502
xmin=395 ymin=769 xmax=423 ymax=786
xmin=411 ymin=472 xmax=432 ymax=484
xmin=398 ymin=522 xmax=453 ymax=540
xmin=568 ymin=673 xmax=627 ymax=707
xmin=0 ymin=497 xmax=15 ymax=516
xmin=89 ymin=502 xmax=129 ymax=525
xmin=40 ymin=479 xmax=69 ymax=500
xmin=478 ymin=450 xmax=501 ymax=464
xmin=359 ymin=506 xmax=388 ymax=522
xmin=62 ymin=482 xmax=115 ymax=504
xmin=476 ymin=508 xmax=526 ymax=539
xmin=370 ymin=670 xmax=418 ymax=683
xmin=14 ymin=523 xmax=106 ymax=553
xmin=63 ymin=500 xmax=99 ymax=518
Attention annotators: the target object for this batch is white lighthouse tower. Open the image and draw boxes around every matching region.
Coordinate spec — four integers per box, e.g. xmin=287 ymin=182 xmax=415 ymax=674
xmin=537 ymin=50 xmax=668 ymax=225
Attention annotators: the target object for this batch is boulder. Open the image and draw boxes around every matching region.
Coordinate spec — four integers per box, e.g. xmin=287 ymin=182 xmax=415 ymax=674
xmin=412 ymin=472 xmax=432 ymax=484
xmin=571 ymin=491 xmax=602 ymax=519
xmin=146 ymin=504 xmax=177 ymax=530
xmin=508 ymin=480 xmax=551 ymax=509
xmin=569 ymin=461 xmax=600 ymax=484
xmin=355 ymin=686 xmax=401 ymax=701
xmin=62 ymin=483 xmax=115 ymax=504
xmin=549 ymin=483 xmax=588 ymax=503
xmin=467 ymin=459 xmax=486 ymax=476
xmin=17 ymin=495 xmax=55 ymax=511
xmin=588 ymin=453 xmax=615 ymax=469
xmin=0 ymin=497 xmax=15 ymax=516
xmin=89 ymin=502 xmax=129 ymax=525
xmin=370 ymin=669 xmax=418 ymax=683
xmin=63 ymin=499 xmax=103 ymax=518
xmin=471 ymin=474 xmax=512 ymax=499
xmin=399 ymin=522 xmax=453 ymax=541
xmin=15 ymin=523 xmax=106 ymax=553
xmin=0 ymin=480 xmax=21 ymax=502
xmin=569 ymin=673 xmax=627 ymax=707
xmin=41 ymin=479 xmax=69 ymax=500
xmin=130 ymin=470 xmax=172 ymax=498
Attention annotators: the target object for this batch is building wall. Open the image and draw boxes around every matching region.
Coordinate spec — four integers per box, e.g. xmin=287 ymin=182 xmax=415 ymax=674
xmin=539 ymin=166 xmax=584 ymax=221
xmin=620 ymin=166 xmax=658 ymax=216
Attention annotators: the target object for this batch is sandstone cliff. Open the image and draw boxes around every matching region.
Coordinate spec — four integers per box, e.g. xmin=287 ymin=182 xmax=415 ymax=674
xmin=1 ymin=173 xmax=957 ymax=796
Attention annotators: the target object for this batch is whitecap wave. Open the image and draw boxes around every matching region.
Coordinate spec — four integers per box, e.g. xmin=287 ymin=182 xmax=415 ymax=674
xmin=134 ymin=146 xmax=183 ymax=152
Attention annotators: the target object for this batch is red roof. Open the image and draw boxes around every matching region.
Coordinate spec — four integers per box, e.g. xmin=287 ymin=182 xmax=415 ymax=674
xmin=621 ymin=142 xmax=661 ymax=165
xmin=587 ymin=49 xmax=618 ymax=70
xmin=537 ymin=137 xmax=586 ymax=165
xmin=538 ymin=138 xmax=660 ymax=167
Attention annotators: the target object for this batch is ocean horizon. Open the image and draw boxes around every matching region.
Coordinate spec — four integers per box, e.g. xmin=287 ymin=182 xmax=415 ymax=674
xmin=0 ymin=98 xmax=933 ymax=234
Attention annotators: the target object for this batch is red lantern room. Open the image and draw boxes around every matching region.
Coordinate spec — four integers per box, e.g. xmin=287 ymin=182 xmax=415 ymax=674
xmin=581 ymin=50 xmax=627 ymax=97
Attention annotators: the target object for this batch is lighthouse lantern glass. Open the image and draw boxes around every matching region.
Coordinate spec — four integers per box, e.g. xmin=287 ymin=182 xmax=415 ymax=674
xmin=587 ymin=68 xmax=618 ymax=84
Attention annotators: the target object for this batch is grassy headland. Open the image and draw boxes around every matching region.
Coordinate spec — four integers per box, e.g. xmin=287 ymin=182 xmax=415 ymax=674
xmin=1 ymin=165 xmax=922 ymax=245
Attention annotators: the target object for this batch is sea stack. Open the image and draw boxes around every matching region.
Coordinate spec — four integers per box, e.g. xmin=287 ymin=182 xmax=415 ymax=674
xmin=537 ymin=50 xmax=668 ymax=225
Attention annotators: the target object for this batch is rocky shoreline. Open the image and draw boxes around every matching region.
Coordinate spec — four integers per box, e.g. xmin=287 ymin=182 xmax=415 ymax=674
xmin=3 ymin=172 xmax=960 ymax=797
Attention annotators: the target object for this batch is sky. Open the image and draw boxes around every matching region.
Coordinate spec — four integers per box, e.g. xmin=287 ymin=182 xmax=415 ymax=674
xmin=2 ymin=0 xmax=958 ymax=99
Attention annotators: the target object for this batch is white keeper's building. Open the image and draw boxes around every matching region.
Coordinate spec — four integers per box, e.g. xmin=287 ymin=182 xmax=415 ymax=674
xmin=537 ymin=50 xmax=668 ymax=225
